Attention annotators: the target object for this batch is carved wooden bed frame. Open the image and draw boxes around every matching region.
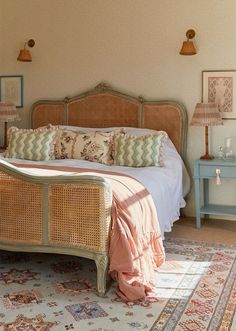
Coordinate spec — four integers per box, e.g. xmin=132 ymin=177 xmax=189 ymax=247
xmin=0 ymin=83 xmax=188 ymax=296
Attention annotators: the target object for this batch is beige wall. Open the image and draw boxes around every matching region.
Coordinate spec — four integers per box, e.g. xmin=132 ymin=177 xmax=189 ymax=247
xmin=1 ymin=0 xmax=236 ymax=217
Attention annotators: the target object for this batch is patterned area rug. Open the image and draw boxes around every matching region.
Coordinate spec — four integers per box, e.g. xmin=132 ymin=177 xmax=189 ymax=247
xmin=0 ymin=238 xmax=235 ymax=331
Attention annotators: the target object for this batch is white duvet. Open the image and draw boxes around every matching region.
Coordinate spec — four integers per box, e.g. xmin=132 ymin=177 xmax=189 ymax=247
xmin=1 ymin=137 xmax=190 ymax=238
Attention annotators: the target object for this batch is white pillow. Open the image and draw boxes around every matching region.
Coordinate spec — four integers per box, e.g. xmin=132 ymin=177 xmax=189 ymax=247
xmin=58 ymin=125 xmax=162 ymax=135
xmin=58 ymin=125 xmax=122 ymax=132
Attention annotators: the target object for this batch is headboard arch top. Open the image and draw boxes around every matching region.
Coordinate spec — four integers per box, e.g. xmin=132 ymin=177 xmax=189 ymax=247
xmin=31 ymin=82 xmax=187 ymax=160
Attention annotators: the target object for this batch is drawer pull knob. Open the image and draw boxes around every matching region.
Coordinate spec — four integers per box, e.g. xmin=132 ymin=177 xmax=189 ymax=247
xmin=216 ymin=168 xmax=221 ymax=185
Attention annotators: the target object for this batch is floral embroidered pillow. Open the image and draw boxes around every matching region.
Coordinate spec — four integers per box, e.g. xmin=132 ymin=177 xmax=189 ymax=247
xmin=55 ymin=128 xmax=118 ymax=165
xmin=72 ymin=131 xmax=115 ymax=165
xmin=54 ymin=129 xmax=84 ymax=159
xmin=113 ymin=132 xmax=167 ymax=167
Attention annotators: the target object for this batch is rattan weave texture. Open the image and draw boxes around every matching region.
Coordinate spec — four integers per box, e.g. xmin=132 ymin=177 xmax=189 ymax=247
xmin=48 ymin=184 xmax=111 ymax=252
xmin=0 ymin=164 xmax=111 ymax=296
xmin=0 ymin=171 xmax=43 ymax=243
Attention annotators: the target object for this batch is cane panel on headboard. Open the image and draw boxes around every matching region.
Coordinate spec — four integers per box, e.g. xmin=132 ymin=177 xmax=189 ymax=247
xmin=31 ymin=83 xmax=187 ymax=160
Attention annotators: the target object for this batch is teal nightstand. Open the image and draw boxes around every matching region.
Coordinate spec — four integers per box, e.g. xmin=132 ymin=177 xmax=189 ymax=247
xmin=193 ymin=158 xmax=236 ymax=228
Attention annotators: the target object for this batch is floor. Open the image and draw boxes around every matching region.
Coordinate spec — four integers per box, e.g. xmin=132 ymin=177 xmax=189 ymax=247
xmin=165 ymin=217 xmax=236 ymax=245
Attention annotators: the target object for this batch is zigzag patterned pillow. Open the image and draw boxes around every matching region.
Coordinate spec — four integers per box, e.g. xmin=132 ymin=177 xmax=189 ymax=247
xmin=4 ymin=126 xmax=58 ymax=160
xmin=113 ymin=132 xmax=167 ymax=167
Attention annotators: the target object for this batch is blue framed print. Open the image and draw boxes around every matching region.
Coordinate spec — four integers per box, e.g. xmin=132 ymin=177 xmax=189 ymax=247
xmin=0 ymin=75 xmax=23 ymax=107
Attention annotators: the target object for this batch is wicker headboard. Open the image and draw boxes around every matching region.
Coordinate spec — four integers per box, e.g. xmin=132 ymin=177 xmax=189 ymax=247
xmin=31 ymin=83 xmax=188 ymax=160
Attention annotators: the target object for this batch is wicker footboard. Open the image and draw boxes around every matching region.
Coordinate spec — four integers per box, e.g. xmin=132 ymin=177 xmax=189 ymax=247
xmin=0 ymin=160 xmax=112 ymax=296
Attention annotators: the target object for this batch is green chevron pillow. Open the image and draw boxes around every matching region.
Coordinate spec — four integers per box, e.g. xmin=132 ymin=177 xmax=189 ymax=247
xmin=5 ymin=126 xmax=58 ymax=160
xmin=113 ymin=132 xmax=167 ymax=167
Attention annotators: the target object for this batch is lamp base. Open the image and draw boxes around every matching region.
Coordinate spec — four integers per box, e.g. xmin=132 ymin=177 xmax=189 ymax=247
xmin=200 ymin=154 xmax=214 ymax=160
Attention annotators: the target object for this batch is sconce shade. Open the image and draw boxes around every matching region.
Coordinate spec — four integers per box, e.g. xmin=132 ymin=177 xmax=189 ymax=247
xmin=180 ymin=41 xmax=197 ymax=55
xmin=0 ymin=102 xmax=20 ymax=149
xmin=190 ymin=102 xmax=223 ymax=160
xmin=180 ymin=29 xmax=197 ymax=55
xmin=17 ymin=49 xmax=32 ymax=62
xmin=17 ymin=39 xmax=35 ymax=62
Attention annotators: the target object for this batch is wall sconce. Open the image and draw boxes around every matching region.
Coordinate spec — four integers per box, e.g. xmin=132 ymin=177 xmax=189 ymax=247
xmin=179 ymin=29 xmax=197 ymax=55
xmin=17 ymin=39 xmax=35 ymax=62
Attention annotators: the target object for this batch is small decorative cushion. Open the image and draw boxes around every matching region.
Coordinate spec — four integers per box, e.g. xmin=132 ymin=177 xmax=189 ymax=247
xmin=113 ymin=132 xmax=167 ymax=167
xmin=55 ymin=129 xmax=84 ymax=159
xmin=55 ymin=128 xmax=119 ymax=165
xmin=4 ymin=126 xmax=58 ymax=161
xmin=72 ymin=131 xmax=115 ymax=165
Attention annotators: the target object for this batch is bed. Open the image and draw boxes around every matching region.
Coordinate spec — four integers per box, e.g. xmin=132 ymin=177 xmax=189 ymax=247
xmin=0 ymin=82 xmax=189 ymax=300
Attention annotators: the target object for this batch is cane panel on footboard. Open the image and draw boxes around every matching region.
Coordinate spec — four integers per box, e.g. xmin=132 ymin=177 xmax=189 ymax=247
xmin=0 ymin=170 xmax=44 ymax=243
xmin=48 ymin=183 xmax=111 ymax=252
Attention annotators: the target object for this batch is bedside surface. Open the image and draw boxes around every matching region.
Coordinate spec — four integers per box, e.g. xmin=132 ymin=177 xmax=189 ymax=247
xmin=196 ymin=157 xmax=236 ymax=165
xmin=193 ymin=158 xmax=236 ymax=228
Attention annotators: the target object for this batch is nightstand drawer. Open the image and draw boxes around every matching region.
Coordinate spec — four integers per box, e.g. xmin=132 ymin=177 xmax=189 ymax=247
xmin=199 ymin=165 xmax=236 ymax=179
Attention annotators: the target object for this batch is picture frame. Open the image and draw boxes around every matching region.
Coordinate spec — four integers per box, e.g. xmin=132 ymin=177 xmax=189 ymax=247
xmin=0 ymin=75 xmax=23 ymax=108
xmin=202 ymin=70 xmax=236 ymax=119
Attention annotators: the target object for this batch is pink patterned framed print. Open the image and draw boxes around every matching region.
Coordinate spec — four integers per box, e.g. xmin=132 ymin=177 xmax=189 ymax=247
xmin=202 ymin=70 xmax=236 ymax=119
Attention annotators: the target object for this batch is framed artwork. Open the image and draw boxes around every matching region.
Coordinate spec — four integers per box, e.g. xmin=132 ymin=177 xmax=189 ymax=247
xmin=0 ymin=75 xmax=23 ymax=107
xmin=202 ymin=70 xmax=236 ymax=119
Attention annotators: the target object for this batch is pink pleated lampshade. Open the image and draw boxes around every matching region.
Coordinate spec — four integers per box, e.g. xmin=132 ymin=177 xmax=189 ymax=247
xmin=191 ymin=102 xmax=223 ymax=126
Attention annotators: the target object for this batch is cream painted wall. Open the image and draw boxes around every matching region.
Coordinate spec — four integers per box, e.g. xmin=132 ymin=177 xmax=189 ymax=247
xmin=1 ymin=0 xmax=236 ymax=218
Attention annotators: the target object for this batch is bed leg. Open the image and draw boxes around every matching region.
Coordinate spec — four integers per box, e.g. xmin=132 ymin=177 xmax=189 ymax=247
xmin=95 ymin=254 xmax=108 ymax=297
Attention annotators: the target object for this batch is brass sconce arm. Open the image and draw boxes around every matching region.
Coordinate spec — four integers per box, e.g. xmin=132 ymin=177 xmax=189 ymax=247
xmin=186 ymin=29 xmax=195 ymax=40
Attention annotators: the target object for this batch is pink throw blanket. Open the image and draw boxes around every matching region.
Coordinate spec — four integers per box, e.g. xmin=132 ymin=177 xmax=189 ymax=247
xmin=11 ymin=163 xmax=165 ymax=301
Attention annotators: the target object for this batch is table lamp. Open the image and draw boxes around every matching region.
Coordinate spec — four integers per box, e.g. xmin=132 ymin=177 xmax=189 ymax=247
xmin=0 ymin=102 xmax=20 ymax=149
xmin=190 ymin=102 xmax=223 ymax=160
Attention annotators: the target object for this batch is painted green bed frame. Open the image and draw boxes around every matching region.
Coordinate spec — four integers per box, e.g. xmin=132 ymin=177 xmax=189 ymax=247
xmin=0 ymin=82 xmax=188 ymax=296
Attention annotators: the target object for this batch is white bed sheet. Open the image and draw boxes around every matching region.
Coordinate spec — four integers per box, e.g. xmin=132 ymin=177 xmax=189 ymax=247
xmin=0 ymin=138 xmax=189 ymax=238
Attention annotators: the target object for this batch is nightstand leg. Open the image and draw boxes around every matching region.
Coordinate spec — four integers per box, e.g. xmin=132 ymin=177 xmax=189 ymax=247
xmin=194 ymin=177 xmax=201 ymax=228
xmin=203 ymin=179 xmax=209 ymax=219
